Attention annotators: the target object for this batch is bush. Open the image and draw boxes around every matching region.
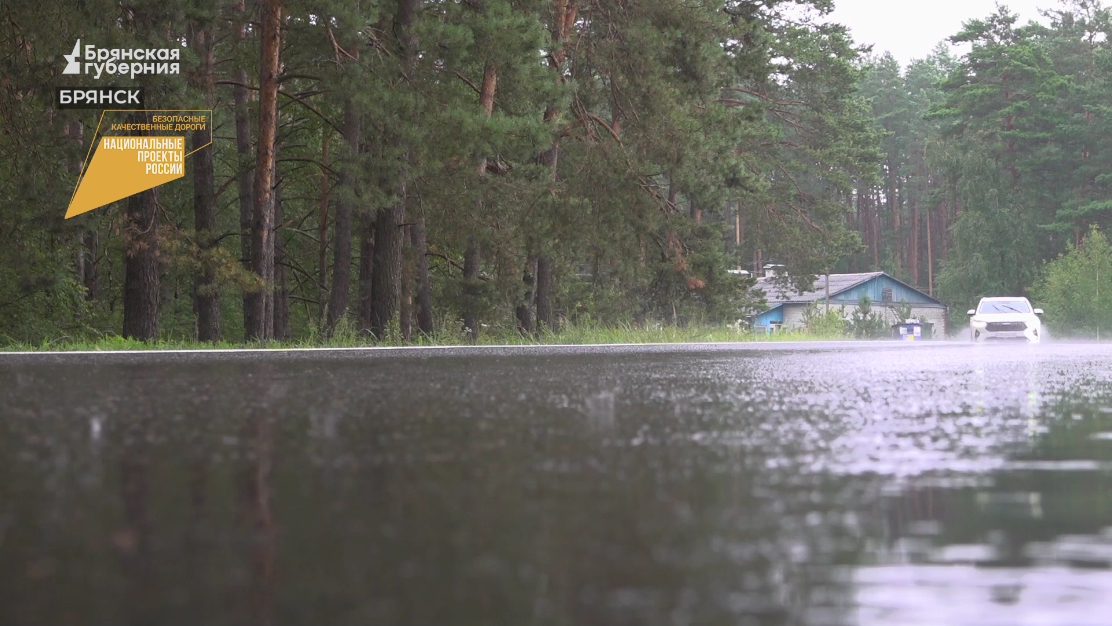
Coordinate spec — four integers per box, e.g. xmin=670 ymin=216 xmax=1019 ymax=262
xmin=847 ymin=294 xmax=889 ymax=339
xmin=801 ymin=301 xmax=846 ymax=336
xmin=1031 ymin=226 xmax=1112 ymax=337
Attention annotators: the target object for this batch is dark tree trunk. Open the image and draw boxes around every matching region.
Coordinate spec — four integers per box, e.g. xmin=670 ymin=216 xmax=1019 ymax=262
xmin=123 ymin=186 xmax=160 ymax=341
xmin=411 ymin=218 xmax=433 ymax=334
xmin=191 ymin=16 xmax=220 ymax=342
xmin=363 ymin=0 xmax=419 ymax=340
xmin=399 ymin=224 xmax=414 ymax=341
xmin=318 ymin=127 xmax=330 ymax=310
xmin=273 ymin=183 xmax=289 ymax=341
xmin=537 ymin=133 xmax=558 ymax=170
xmin=193 ymin=125 xmax=220 ymax=342
xmin=67 ymin=120 xmax=99 ymax=300
xmin=543 ymin=0 xmax=577 ymax=172
xmin=910 ymin=199 xmax=920 ymax=287
xmin=369 ymin=202 xmax=403 ymax=339
xmin=463 ymin=238 xmax=481 ymax=342
xmin=326 ymin=100 xmax=359 ymax=334
xmin=927 ymin=205 xmax=935 ymax=297
xmin=536 ymin=255 xmax=554 ymax=332
xmin=246 ymin=0 xmax=282 ymax=341
xmin=82 ymin=230 xmax=98 ymax=300
xmin=459 ymin=59 xmax=499 ymax=341
xmin=533 ymin=1 xmax=575 ymax=332
xmin=515 ymin=258 xmax=536 ymax=335
xmin=233 ymin=0 xmax=256 ymax=338
xmin=357 ymin=216 xmax=375 ymax=332
xmin=867 ymin=189 xmax=876 ymax=266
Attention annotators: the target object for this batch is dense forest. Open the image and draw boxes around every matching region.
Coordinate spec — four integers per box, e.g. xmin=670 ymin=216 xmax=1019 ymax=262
xmin=0 ymin=0 xmax=1109 ymax=345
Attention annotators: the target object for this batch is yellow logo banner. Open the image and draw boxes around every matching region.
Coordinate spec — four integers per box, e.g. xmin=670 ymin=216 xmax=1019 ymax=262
xmin=65 ymin=110 xmax=211 ymax=219
xmin=66 ymin=136 xmax=184 ymax=218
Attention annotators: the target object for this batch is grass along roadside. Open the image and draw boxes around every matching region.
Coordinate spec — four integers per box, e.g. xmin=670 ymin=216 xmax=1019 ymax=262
xmin=2 ymin=322 xmax=849 ymax=352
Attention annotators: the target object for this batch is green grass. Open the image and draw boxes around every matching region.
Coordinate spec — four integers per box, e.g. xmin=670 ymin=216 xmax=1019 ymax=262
xmin=1 ymin=321 xmax=849 ymax=352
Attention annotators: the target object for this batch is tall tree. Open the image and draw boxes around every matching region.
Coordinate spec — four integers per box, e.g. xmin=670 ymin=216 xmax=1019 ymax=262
xmin=246 ymin=0 xmax=283 ymax=340
xmin=190 ymin=6 xmax=220 ymax=342
xmin=232 ymin=0 xmax=258 ymax=338
xmin=368 ymin=0 xmax=420 ymax=339
xmin=326 ymin=96 xmax=361 ymax=335
xmin=122 ymin=184 xmax=160 ymax=341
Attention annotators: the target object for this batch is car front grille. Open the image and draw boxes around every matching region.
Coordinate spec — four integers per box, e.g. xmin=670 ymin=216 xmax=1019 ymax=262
xmin=986 ymin=321 xmax=1027 ymax=332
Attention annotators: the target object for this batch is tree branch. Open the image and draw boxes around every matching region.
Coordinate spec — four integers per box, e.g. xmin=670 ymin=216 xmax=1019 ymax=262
xmin=215 ymin=80 xmax=343 ymax=135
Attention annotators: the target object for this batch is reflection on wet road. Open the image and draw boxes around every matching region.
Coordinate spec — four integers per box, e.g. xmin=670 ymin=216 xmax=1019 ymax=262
xmin=2 ymin=342 xmax=1112 ymax=625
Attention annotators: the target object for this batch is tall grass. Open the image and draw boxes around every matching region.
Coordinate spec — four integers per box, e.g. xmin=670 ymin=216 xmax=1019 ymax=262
xmin=1 ymin=320 xmax=847 ymax=352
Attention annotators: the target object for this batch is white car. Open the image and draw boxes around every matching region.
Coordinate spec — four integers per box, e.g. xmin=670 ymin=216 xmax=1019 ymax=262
xmin=967 ymin=297 xmax=1044 ymax=343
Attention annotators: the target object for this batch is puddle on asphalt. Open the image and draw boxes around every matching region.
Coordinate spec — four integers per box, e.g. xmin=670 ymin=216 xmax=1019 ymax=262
xmin=1 ymin=344 xmax=1112 ymax=625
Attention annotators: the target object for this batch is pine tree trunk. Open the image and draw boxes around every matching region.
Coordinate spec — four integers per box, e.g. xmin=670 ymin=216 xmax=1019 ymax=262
xmin=366 ymin=0 xmax=419 ymax=340
xmin=246 ymin=0 xmax=282 ymax=341
xmin=411 ymin=218 xmax=434 ymax=334
xmin=927 ymin=205 xmax=934 ymax=298
xmin=872 ymin=189 xmax=881 ymax=268
xmin=273 ymin=183 xmax=289 ymax=341
xmin=515 ymin=258 xmax=536 ymax=335
xmin=326 ymin=100 xmax=359 ymax=334
xmin=191 ymin=18 xmax=220 ymax=342
xmin=318 ymin=127 xmax=330 ymax=310
xmin=460 ymin=59 xmax=499 ymax=340
xmin=233 ymin=0 xmax=256 ymax=339
xmin=910 ymin=199 xmax=920 ymax=287
xmin=357 ymin=217 xmax=375 ymax=333
xmin=941 ymin=197 xmax=953 ymax=263
xmin=529 ymin=0 xmax=576 ymax=332
xmin=689 ymin=200 xmax=701 ymax=223
xmin=82 ymin=230 xmax=98 ymax=300
xmin=854 ymin=188 xmax=862 ymax=269
xmin=399 ymin=224 xmax=413 ymax=341
xmin=463 ymin=238 xmax=481 ymax=342
xmin=369 ymin=201 xmax=403 ymax=339
xmin=891 ymin=175 xmax=902 ymax=272
xmin=123 ymin=185 xmax=160 ymax=341
xmin=193 ymin=124 xmax=220 ymax=342
xmin=536 ymin=255 xmax=554 ymax=331
xmin=66 ymin=120 xmax=99 ymax=300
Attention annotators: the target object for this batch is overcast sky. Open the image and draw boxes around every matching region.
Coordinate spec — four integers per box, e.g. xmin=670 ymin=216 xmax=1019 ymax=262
xmin=828 ymin=0 xmax=1055 ymax=65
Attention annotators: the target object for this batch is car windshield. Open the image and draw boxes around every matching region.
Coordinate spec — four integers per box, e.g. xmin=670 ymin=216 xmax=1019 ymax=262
xmin=979 ymin=300 xmax=1031 ymax=314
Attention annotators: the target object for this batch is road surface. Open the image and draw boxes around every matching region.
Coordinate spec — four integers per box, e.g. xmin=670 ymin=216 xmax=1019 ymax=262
xmin=2 ymin=341 xmax=1112 ymax=625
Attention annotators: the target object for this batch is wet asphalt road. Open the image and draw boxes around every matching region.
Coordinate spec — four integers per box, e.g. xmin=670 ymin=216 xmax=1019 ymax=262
xmin=3 ymin=341 xmax=1112 ymax=625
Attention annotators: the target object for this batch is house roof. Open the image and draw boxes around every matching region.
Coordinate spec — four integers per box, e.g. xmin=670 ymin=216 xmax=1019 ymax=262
xmin=755 ymin=272 xmax=885 ymax=305
xmin=754 ymin=271 xmax=944 ymax=308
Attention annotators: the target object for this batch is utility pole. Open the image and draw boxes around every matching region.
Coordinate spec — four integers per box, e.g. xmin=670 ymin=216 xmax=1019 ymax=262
xmin=926 ymin=207 xmax=934 ymax=298
xmin=825 ymin=272 xmax=831 ymax=314
xmin=734 ymin=202 xmax=742 ymax=271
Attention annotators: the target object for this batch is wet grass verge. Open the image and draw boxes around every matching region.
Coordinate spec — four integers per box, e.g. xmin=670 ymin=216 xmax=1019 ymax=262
xmin=1 ymin=322 xmax=848 ymax=352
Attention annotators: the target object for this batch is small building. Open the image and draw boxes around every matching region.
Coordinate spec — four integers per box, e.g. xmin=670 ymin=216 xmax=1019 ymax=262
xmin=751 ymin=270 xmax=947 ymax=337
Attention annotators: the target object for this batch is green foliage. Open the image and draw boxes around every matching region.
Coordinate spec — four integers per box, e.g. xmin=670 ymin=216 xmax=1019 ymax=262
xmin=846 ymin=294 xmax=889 ymax=339
xmin=801 ymin=301 xmax=846 ymax=337
xmin=0 ymin=0 xmax=883 ymax=346
xmin=892 ymin=300 xmax=914 ymax=323
xmin=935 ymin=159 xmax=1044 ymax=318
xmin=1032 ymin=226 xmax=1112 ymax=337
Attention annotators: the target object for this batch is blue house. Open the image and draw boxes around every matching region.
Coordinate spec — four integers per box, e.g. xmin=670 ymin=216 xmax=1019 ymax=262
xmin=751 ymin=270 xmax=947 ymax=336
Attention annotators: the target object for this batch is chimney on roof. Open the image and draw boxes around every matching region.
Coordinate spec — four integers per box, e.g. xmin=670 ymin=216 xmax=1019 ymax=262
xmin=763 ymin=263 xmax=785 ymax=279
